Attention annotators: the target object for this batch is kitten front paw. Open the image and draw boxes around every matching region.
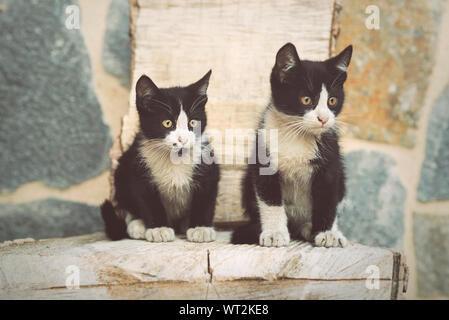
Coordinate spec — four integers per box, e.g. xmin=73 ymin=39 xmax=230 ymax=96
xmin=314 ymin=230 xmax=347 ymax=248
xmin=186 ymin=227 xmax=216 ymax=242
xmin=127 ymin=219 xmax=146 ymax=239
xmin=145 ymin=227 xmax=175 ymax=242
xmin=259 ymin=229 xmax=290 ymax=247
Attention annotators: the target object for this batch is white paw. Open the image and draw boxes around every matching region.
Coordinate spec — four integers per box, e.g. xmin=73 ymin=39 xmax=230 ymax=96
xmin=259 ymin=229 xmax=290 ymax=247
xmin=145 ymin=227 xmax=175 ymax=242
xmin=186 ymin=227 xmax=216 ymax=243
xmin=314 ymin=230 xmax=347 ymax=248
xmin=127 ymin=219 xmax=146 ymax=239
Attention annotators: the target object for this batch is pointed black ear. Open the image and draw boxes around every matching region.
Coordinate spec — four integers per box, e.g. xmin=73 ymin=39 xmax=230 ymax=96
xmin=328 ymin=45 xmax=353 ymax=72
xmin=275 ymin=43 xmax=301 ymax=82
xmin=136 ymin=75 xmax=159 ymax=99
xmin=189 ymin=70 xmax=212 ymax=96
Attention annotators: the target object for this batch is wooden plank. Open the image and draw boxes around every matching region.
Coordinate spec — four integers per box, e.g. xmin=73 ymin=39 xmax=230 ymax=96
xmin=1 ymin=282 xmax=210 ymax=300
xmin=132 ymin=0 xmax=333 ymax=103
xmin=208 ymin=238 xmax=396 ymax=282
xmin=0 ymin=233 xmax=209 ymax=292
xmin=215 ymin=167 xmax=246 ymax=222
xmin=208 ymin=279 xmax=392 ymax=300
xmin=1 ymin=279 xmax=392 ymax=300
xmin=0 ymin=232 xmax=406 ymax=299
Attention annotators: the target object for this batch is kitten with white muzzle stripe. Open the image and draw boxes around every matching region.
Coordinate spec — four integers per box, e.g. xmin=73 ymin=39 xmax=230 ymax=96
xmin=101 ymin=71 xmax=219 ymax=243
xmin=231 ymin=43 xmax=352 ymax=247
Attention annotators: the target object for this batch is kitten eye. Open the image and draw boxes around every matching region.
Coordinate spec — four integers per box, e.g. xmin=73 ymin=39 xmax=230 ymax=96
xmin=162 ymin=120 xmax=172 ymax=128
xmin=189 ymin=119 xmax=198 ymax=128
xmin=301 ymin=96 xmax=312 ymax=105
xmin=328 ymin=97 xmax=338 ymax=106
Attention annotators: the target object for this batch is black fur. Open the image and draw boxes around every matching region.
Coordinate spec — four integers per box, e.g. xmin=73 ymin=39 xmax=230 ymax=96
xmin=232 ymin=43 xmax=352 ymax=245
xmin=101 ymin=71 xmax=219 ymax=240
xmin=101 ymin=200 xmax=127 ymax=240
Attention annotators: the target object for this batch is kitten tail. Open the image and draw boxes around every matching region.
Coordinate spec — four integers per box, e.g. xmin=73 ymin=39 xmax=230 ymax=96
xmin=100 ymin=200 xmax=128 ymax=240
xmin=231 ymin=222 xmax=261 ymax=244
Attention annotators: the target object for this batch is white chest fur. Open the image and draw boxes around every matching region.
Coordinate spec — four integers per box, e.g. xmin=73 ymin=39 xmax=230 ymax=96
xmin=138 ymin=140 xmax=196 ymax=222
xmin=264 ymin=108 xmax=319 ymax=239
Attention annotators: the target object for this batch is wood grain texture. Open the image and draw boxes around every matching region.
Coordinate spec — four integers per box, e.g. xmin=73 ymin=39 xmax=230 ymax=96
xmin=113 ymin=0 xmax=335 ymax=222
xmin=0 ymin=232 xmax=406 ymax=299
xmin=133 ymin=0 xmax=333 ymax=103
xmin=215 ymin=168 xmax=246 ymax=222
xmin=208 ymin=279 xmax=393 ymax=300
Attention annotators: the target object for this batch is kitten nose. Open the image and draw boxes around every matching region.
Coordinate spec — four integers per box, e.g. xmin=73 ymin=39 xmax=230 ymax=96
xmin=178 ymin=136 xmax=189 ymax=145
xmin=317 ymin=116 xmax=328 ymax=125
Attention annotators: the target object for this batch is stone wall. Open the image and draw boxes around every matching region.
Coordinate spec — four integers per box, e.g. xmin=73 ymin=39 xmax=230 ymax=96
xmin=0 ymin=0 xmax=448 ymax=300
xmin=0 ymin=0 xmax=131 ymax=240
xmin=334 ymin=0 xmax=449 ymax=299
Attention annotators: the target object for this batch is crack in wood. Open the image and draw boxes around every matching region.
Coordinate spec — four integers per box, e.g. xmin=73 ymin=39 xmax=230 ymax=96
xmin=329 ymin=0 xmax=343 ymax=57
xmin=37 ymin=279 xmax=191 ymax=291
xmin=206 ymin=249 xmax=212 ymax=283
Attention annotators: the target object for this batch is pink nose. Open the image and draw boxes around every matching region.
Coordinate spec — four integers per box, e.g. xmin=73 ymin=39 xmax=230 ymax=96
xmin=178 ymin=137 xmax=188 ymax=145
xmin=317 ymin=116 xmax=328 ymax=125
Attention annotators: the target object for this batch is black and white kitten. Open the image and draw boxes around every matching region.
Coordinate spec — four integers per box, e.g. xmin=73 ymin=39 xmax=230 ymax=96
xmin=231 ymin=43 xmax=352 ymax=247
xmin=101 ymin=71 xmax=220 ymax=243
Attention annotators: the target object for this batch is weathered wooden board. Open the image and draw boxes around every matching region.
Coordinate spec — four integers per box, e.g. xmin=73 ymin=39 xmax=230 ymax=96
xmin=110 ymin=0 xmax=336 ymax=223
xmin=208 ymin=279 xmax=393 ymax=300
xmin=132 ymin=0 xmax=334 ymax=103
xmin=2 ymin=279 xmax=393 ymax=300
xmin=0 ymin=232 xmax=407 ymax=299
xmin=215 ymin=167 xmax=246 ymax=223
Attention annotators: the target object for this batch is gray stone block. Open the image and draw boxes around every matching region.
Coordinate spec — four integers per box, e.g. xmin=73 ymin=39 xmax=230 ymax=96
xmin=413 ymin=213 xmax=449 ymax=297
xmin=102 ymin=0 xmax=131 ymax=87
xmin=0 ymin=198 xmax=103 ymax=242
xmin=338 ymin=150 xmax=406 ymax=248
xmin=0 ymin=0 xmax=112 ymax=192
xmin=417 ymin=86 xmax=449 ymax=202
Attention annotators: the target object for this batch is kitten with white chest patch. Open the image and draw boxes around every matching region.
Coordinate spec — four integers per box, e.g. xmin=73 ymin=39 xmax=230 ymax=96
xmin=231 ymin=43 xmax=352 ymax=247
xmin=101 ymin=70 xmax=219 ymax=243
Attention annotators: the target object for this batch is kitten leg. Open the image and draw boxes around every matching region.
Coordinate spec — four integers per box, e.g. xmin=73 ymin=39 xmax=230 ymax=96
xmin=311 ymin=166 xmax=347 ymax=248
xmin=129 ymin=191 xmax=175 ymax=242
xmin=258 ymin=196 xmax=290 ymax=247
xmin=186 ymin=163 xmax=219 ymax=243
xmin=125 ymin=213 xmax=146 ymax=240
xmin=314 ymin=218 xmax=347 ymax=248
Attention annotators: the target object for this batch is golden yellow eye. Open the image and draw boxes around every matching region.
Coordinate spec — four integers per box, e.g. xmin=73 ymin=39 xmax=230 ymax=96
xmin=301 ymin=96 xmax=312 ymax=105
xmin=162 ymin=120 xmax=172 ymax=128
xmin=328 ymin=97 xmax=338 ymax=106
xmin=189 ymin=119 xmax=198 ymax=128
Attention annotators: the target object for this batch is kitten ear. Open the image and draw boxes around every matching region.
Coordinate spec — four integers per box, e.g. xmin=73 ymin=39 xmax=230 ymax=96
xmin=275 ymin=43 xmax=301 ymax=82
xmin=136 ymin=74 xmax=159 ymax=99
xmin=189 ymin=70 xmax=212 ymax=96
xmin=328 ymin=45 xmax=353 ymax=72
